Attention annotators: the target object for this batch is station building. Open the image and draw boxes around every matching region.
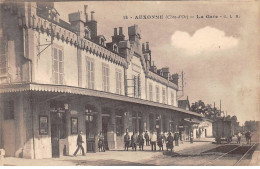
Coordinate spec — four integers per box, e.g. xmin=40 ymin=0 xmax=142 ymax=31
xmin=0 ymin=2 xmax=202 ymax=159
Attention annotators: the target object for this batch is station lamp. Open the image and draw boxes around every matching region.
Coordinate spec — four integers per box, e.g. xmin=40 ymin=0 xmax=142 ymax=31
xmin=85 ymin=106 xmax=94 ymax=122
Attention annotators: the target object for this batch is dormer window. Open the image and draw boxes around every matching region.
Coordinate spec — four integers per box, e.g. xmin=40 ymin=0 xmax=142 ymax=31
xmin=100 ymin=38 xmax=105 ymax=46
xmin=84 ymin=29 xmax=90 ymax=39
xmin=113 ymin=44 xmax=118 ymax=53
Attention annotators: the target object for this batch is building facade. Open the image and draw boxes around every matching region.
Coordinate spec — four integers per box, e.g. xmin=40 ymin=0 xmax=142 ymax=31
xmin=0 ymin=2 xmax=202 ymax=159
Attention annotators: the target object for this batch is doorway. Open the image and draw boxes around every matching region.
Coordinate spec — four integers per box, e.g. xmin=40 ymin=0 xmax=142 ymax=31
xmin=102 ymin=116 xmax=109 ymax=150
xmin=86 ymin=120 xmax=95 ymax=152
xmin=50 ymin=112 xmax=60 ymax=157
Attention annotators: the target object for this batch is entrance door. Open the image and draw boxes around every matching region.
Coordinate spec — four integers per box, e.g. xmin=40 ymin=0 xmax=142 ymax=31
xmin=86 ymin=121 xmax=95 ymax=152
xmin=51 ymin=112 xmax=60 ymax=157
xmin=102 ymin=116 xmax=109 ymax=150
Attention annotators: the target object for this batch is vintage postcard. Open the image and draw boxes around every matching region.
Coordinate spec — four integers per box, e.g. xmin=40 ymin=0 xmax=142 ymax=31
xmin=0 ymin=0 xmax=259 ymax=166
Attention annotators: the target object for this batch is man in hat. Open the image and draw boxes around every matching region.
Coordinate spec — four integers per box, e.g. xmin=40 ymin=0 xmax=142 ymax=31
xmin=73 ymin=131 xmax=85 ymax=156
xmin=124 ymin=132 xmax=130 ymax=151
xmin=144 ymin=131 xmax=150 ymax=146
xmin=131 ymin=132 xmax=137 ymax=151
xmin=137 ymin=132 xmax=145 ymax=151
xmin=166 ymin=132 xmax=174 ymax=151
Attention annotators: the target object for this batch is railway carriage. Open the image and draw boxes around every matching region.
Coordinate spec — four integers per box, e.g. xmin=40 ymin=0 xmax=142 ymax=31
xmin=213 ymin=120 xmax=233 ymax=144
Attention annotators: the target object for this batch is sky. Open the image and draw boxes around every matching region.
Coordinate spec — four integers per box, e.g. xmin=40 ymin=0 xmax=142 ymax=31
xmin=55 ymin=1 xmax=260 ymax=124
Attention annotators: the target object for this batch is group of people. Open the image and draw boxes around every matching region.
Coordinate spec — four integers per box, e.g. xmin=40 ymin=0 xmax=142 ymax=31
xmin=124 ymin=131 xmax=181 ymax=152
xmin=236 ymin=131 xmax=252 ymax=145
xmin=72 ymin=130 xmax=192 ymax=156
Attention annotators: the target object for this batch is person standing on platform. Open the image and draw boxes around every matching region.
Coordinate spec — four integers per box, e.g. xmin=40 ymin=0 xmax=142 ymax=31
xmin=131 ymin=132 xmax=137 ymax=151
xmin=163 ymin=132 xmax=167 ymax=144
xmin=157 ymin=134 xmax=164 ymax=151
xmin=245 ymin=131 xmax=252 ymax=145
xmin=190 ymin=131 xmax=194 ymax=144
xmin=150 ymin=132 xmax=157 ymax=151
xmin=144 ymin=131 xmax=150 ymax=146
xmin=174 ymin=132 xmax=179 ymax=146
xmin=166 ymin=132 xmax=174 ymax=151
xmin=237 ymin=131 xmax=242 ymax=144
xmin=124 ymin=132 xmax=130 ymax=151
xmin=98 ymin=130 xmax=105 ymax=152
xmin=137 ymin=132 xmax=144 ymax=151
xmin=73 ymin=131 xmax=85 ymax=156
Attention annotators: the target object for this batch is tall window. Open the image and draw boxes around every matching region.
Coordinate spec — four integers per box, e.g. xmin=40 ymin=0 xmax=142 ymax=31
xmin=52 ymin=47 xmax=64 ymax=84
xmin=116 ymin=69 xmax=122 ymax=94
xmin=132 ymin=75 xmax=141 ymax=98
xmin=102 ymin=63 xmax=109 ymax=92
xmin=149 ymin=83 xmax=153 ymax=101
xmin=86 ymin=58 xmax=95 ymax=89
xmin=0 ymin=37 xmax=7 ymax=75
xmin=171 ymin=92 xmax=174 ymax=106
xmin=156 ymin=86 xmax=160 ymax=102
xmin=162 ymin=88 xmax=166 ymax=104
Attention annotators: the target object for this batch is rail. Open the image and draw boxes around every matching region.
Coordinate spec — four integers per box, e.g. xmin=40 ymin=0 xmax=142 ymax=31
xmin=203 ymin=142 xmax=258 ymax=166
xmin=233 ymin=143 xmax=258 ymax=166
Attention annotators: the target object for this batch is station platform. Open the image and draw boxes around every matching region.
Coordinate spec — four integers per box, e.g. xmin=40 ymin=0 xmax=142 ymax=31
xmin=3 ymin=140 xmax=215 ymax=166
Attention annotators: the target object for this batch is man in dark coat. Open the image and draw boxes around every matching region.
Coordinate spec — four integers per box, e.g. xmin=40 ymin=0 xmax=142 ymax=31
xmin=137 ymin=132 xmax=144 ymax=151
xmin=73 ymin=131 xmax=85 ymax=156
xmin=144 ymin=131 xmax=150 ymax=146
xmin=124 ymin=132 xmax=130 ymax=151
xmin=131 ymin=132 xmax=137 ymax=151
xmin=166 ymin=132 xmax=174 ymax=151
xmin=245 ymin=131 xmax=252 ymax=145
xmin=157 ymin=134 xmax=164 ymax=151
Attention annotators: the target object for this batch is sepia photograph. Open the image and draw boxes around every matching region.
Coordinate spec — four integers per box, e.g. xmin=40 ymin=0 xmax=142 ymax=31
xmin=0 ymin=0 xmax=259 ymax=166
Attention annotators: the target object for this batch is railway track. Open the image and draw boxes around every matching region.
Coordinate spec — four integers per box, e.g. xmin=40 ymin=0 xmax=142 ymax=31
xmin=233 ymin=143 xmax=258 ymax=166
xmin=203 ymin=142 xmax=258 ymax=166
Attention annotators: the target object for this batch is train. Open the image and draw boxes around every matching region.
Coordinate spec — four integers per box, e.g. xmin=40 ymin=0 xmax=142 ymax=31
xmin=212 ymin=119 xmax=234 ymax=144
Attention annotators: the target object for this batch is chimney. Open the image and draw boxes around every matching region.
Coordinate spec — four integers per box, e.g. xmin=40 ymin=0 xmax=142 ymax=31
xmin=112 ymin=27 xmax=125 ymax=44
xmin=84 ymin=5 xmax=88 ymax=22
xmin=142 ymin=43 xmax=145 ymax=52
xmin=146 ymin=42 xmax=149 ymax=51
xmin=91 ymin=11 xmax=95 ymax=21
xmin=68 ymin=11 xmax=85 ymax=37
xmin=85 ymin=10 xmax=97 ymax=39
xmin=114 ymin=28 xmax=117 ymax=36
xmin=128 ymin=25 xmax=141 ymax=43
xmin=119 ymin=27 xmax=123 ymax=35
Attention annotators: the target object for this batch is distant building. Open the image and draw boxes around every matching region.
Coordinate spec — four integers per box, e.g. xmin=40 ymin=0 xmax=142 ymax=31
xmin=0 ymin=2 xmax=202 ymax=159
xmin=178 ymin=97 xmax=212 ymax=139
